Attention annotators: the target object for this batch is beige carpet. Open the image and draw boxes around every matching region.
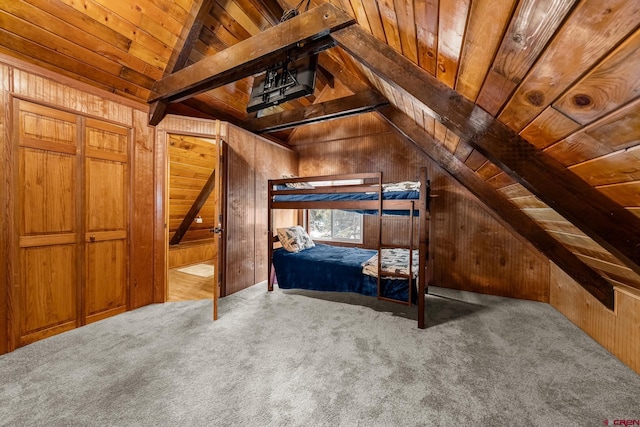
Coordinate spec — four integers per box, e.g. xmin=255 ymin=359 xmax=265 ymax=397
xmin=0 ymin=283 xmax=638 ymax=426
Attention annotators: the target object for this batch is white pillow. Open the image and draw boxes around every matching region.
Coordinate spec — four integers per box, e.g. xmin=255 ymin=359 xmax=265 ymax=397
xmin=277 ymin=226 xmax=315 ymax=253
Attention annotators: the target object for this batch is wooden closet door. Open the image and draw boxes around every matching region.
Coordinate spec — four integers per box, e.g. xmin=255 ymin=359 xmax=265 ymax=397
xmin=15 ymin=101 xmax=80 ymax=346
xmin=84 ymin=118 xmax=129 ymax=324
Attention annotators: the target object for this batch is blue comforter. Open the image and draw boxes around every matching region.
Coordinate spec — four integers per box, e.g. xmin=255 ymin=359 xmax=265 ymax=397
xmin=272 ymin=244 xmax=414 ymax=301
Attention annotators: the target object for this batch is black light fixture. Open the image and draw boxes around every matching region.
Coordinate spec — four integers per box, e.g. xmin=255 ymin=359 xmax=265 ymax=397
xmin=246 ymin=0 xmax=317 ymax=113
xmin=246 ymin=54 xmax=318 ymax=113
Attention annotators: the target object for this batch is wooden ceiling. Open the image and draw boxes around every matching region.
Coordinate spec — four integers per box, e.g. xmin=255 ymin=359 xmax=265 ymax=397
xmin=1 ymin=0 xmax=639 ymax=304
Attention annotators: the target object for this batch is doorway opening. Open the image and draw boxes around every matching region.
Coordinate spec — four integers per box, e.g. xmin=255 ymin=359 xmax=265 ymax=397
xmin=166 ymin=133 xmax=222 ymax=305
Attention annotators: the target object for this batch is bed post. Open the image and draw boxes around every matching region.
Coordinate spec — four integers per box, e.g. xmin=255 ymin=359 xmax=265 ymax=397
xmin=268 ymin=179 xmax=274 ymax=291
xmin=418 ymin=167 xmax=428 ymax=329
xmin=376 ymin=172 xmax=383 ymax=301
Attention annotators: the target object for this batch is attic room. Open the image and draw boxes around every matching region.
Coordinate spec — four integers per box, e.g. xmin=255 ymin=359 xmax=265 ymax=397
xmin=0 ymin=0 xmax=639 ymax=424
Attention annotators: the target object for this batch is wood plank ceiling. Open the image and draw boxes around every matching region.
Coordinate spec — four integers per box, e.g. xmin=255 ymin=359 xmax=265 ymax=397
xmin=1 ymin=0 xmax=639 ymax=304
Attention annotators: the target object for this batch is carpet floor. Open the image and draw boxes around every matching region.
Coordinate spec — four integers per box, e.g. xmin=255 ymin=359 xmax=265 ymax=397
xmin=1 ymin=283 xmax=638 ymax=426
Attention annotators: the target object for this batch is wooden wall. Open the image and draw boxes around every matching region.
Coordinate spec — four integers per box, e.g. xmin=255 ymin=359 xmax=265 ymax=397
xmin=168 ymin=241 xmax=215 ymax=269
xmin=435 ymin=174 xmax=549 ymax=301
xmin=551 ymin=264 xmax=640 ymax=374
xmin=293 ymin=111 xmax=550 ymax=302
xmin=295 ymin=111 xmax=427 ymax=249
xmin=131 ymin=109 xmax=156 ymax=309
xmin=1 ymin=63 xmax=9 ymax=355
xmin=0 ymin=55 xmax=156 ymax=354
xmin=226 ymin=125 xmax=298 ymax=295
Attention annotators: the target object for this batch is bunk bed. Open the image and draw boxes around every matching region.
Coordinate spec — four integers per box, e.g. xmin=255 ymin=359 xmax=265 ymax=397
xmin=267 ymin=168 xmax=431 ymax=329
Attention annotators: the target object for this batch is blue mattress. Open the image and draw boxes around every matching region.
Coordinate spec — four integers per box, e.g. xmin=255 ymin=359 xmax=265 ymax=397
xmin=273 ymin=190 xmax=419 ymax=202
xmin=272 ymin=244 xmax=415 ymax=302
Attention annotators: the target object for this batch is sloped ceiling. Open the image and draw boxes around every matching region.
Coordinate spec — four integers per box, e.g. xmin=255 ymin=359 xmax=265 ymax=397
xmin=1 ymin=0 xmax=639 ymax=306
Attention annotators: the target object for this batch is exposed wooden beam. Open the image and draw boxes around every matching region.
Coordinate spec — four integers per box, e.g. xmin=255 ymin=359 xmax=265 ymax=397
xmin=248 ymin=0 xmax=285 ymax=26
xmin=164 ymin=100 xmax=216 ymax=120
xmin=316 ymin=64 xmax=335 ymax=88
xmin=245 ymin=90 xmax=388 ymax=133
xmin=148 ymin=3 xmax=355 ymax=125
xmin=149 ymin=0 xmax=216 ymax=125
xmin=149 ymin=38 xmax=336 ymax=127
xmin=379 ymin=106 xmax=615 ymax=309
xmin=172 ymin=97 xmax=292 ymax=149
xmin=149 ymin=100 xmax=170 ymax=128
xmin=166 ymin=0 xmax=216 ymax=73
xmin=332 ymin=24 xmax=640 ymax=280
xmin=170 ymin=169 xmax=217 ymax=246
xmin=318 ymin=53 xmax=370 ymax=93
xmin=177 ymin=96 xmax=245 ymax=126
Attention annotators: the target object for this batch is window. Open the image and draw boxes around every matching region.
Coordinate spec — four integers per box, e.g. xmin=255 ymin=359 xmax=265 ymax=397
xmin=308 ymin=209 xmax=363 ymax=242
xmin=308 ymin=179 xmax=363 ymax=243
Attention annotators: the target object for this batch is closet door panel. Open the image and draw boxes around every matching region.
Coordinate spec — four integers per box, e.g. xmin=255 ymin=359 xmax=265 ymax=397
xmin=85 ymin=239 xmax=127 ymax=322
xmin=86 ymin=158 xmax=126 ymax=231
xmin=84 ymin=119 xmax=128 ymax=323
xmin=86 ymin=120 xmax=128 ymax=160
xmin=15 ymin=100 xmax=79 ymax=346
xmin=19 ymin=245 xmax=77 ymax=345
xmin=20 ymin=149 xmax=75 ymax=234
xmin=18 ymin=101 xmax=76 ymax=151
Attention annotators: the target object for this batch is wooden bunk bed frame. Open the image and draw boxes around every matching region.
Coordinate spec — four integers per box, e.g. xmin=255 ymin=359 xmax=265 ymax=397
xmin=267 ymin=168 xmax=431 ymax=329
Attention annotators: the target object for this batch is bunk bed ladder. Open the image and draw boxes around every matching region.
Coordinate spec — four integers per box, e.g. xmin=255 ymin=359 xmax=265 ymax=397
xmin=418 ymin=169 xmax=430 ymax=329
xmin=377 ymin=173 xmax=416 ymax=307
xmin=377 ymin=167 xmax=429 ymax=330
xmin=377 ymin=202 xmax=416 ymax=307
xmin=268 ymin=180 xmax=274 ymax=291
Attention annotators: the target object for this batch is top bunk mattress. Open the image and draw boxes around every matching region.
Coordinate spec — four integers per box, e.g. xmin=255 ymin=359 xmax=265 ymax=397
xmin=272 ymin=190 xmax=421 ymax=215
xmin=272 ymin=189 xmax=420 ymax=202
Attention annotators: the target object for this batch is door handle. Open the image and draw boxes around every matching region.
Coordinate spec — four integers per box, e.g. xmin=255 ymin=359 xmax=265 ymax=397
xmin=211 ymin=226 xmax=223 ymax=234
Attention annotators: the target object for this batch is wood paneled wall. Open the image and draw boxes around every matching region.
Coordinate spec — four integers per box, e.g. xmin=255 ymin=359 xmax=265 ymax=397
xmin=296 ymin=127 xmax=429 ymax=250
xmin=226 ymin=125 xmax=297 ymax=295
xmin=551 ymin=264 xmax=640 ymax=374
xmin=168 ymin=241 xmax=215 ymax=269
xmin=226 ymin=125 xmax=257 ymax=295
xmin=293 ymin=111 xmax=550 ymax=302
xmin=435 ymin=173 xmax=549 ymax=301
xmin=0 ymin=55 xmax=156 ymax=353
xmin=131 ymin=109 xmax=155 ymax=309
xmin=254 ymin=136 xmax=293 ymax=282
xmin=0 ymin=63 xmax=10 ymax=355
